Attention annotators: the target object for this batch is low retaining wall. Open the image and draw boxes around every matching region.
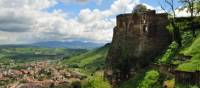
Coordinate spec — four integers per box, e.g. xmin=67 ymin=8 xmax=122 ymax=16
xmin=175 ymin=70 xmax=200 ymax=86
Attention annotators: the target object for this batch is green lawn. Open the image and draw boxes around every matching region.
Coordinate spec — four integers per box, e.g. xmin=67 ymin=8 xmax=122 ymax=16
xmin=177 ymin=34 xmax=200 ymax=71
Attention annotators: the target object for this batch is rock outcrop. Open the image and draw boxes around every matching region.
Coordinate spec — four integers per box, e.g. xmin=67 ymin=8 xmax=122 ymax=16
xmin=105 ymin=10 xmax=172 ymax=86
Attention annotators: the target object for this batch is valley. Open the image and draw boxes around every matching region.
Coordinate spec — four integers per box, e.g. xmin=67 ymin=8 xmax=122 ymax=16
xmin=0 ymin=31 xmax=200 ymax=88
xmin=0 ymin=47 xmax=87 ymax=87
xmin=0 ymin=60 xmax=85 ymax=87
xmin=0 ymin=1 xmax=199 ymax=88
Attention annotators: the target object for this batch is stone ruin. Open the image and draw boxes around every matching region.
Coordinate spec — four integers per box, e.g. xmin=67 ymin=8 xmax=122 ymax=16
xmin=175 ymin=70 xmax=200 ymax=87
xmin=105 ymin=9 xmax=172 ymax=86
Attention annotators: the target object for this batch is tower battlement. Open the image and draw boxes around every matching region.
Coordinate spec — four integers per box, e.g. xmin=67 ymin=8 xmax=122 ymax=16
xmin=116 ymin=10 xmax=168 ymax=33
xmin=105 ymin=10 xmax=172 ymax=86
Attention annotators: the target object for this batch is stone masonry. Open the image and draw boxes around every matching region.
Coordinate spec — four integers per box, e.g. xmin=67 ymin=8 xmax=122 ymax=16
xmin=105 ymin=10 xmax=172 ymax=86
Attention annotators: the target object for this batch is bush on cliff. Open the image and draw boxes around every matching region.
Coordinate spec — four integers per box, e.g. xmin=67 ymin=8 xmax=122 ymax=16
xmin=177 ymin=33 xmax=200 ymax=71
xmin=82 ymin=75 xmax=111 ymax=88
xmin=158 ymin=42 xmax=178 ymax=64
xmin=137 ymin=70 xmax=160 ymax=88
xmin=119 ymin=71 xmax=146 ymax=88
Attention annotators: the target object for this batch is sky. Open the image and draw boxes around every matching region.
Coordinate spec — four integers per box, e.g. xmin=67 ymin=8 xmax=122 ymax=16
xmin=0 ymin=0 xmax=189 ymax=45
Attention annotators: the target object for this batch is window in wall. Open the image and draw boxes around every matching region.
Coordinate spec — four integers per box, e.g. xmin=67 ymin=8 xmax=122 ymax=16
xmin=143 ymin=25 xmax=148 ymax=33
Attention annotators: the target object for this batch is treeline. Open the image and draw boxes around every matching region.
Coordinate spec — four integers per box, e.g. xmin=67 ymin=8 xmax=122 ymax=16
xmin=159 ymin=0 xmax=200 ymax=47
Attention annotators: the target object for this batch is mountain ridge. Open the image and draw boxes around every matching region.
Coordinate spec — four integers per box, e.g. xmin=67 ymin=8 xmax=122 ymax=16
xmin=0 ymin=41 xmax=105 ymax=49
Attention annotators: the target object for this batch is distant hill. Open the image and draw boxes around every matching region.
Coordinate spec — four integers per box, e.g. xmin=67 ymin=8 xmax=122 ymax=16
xmin=0 ymin=41 xmax=105 ymax=49
xmin=62 ymin=43 xmax=110 ymax=73
xmin=32 ymin=41 xmax=104 ymax=49
xmin=0 ymin=44 xmax=36 ymax=48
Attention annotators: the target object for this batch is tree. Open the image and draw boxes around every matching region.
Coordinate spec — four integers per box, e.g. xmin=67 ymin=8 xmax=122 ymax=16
xmin=179 ymin=0 xmax=200 ymax=37
xmin=133 ymin=4 xmax=148 ymax=13
xmin=159 ymin=0 xmax=182 ymax=47
xmin=180 ymin=0 xmax=200 ymax=16
xmin=195 ymin=1 xmax=200 ymax=14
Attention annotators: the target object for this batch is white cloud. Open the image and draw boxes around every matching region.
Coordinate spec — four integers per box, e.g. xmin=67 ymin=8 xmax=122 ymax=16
xmin=0 ymin=0 xmax=57 ymax=10
xmin=72 ymin=0 xmax=141 ymax=42
xmin=0 ymin=0 xmax=157 ymax=44
xmin=110 ymin=0 xmax=139 ymax=13
xmin=176 ymin=7 xmax=200 ymax=17
xmin=58 ymin=0 xmax=102 ymax=4
xmin=175 ymin=8 xmax=192 ymax=17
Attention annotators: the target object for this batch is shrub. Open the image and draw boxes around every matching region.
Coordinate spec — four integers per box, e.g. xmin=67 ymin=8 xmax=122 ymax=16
xmin=82 ymin=76 xmax=111 ymax=88
xmin=159 ymin=42 xmax=178 ymax=64
xmin=178 ymin=33 xmax=200 ymax=71
xmin=182 ymin=32 xmax=193 ymax=46
xmin=119 ymin=71 xmax=146 ymax=88
xmin=137 ymin=70 xmax=160 ymax=88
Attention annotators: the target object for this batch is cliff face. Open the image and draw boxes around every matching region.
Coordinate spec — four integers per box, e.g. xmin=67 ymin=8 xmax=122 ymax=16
xmin=105 ymin=10 xmax=172 ymax=85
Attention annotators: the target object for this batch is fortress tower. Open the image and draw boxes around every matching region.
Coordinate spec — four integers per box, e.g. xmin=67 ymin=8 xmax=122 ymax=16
xmin=105 ymin=9 xmax=172 ymax=86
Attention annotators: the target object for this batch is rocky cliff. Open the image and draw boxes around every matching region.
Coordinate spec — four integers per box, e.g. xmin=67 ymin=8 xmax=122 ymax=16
xmin=105 ymin=10 xmax=172 ymax=86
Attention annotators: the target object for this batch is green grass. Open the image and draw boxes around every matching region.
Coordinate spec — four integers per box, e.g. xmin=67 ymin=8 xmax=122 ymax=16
xmin=62 ymin=44 xmax=109 ymax=73
xmin=158 ymin=42 xmax=178 ymax=64
xmin=119 ymin=70 xmax=160 ymax=88
xmin=0 ymin=57 xmax=12 ymax=65
xmin=62 ymin=44 xmax=111 ymax=88
xmin=119 ymin=71 xmax=146 ymax=88
xmin=0 ymin=47 xmax=87 ymax=63
xmin=137 ymin=70 xmax=160 ymax=88
xmin=82 ymin=74 xmax=111 ymax=88
xmin=156 ymin=31 xmax=200 ymax=71
xmin=1 ymin=48 xmax=86 ymax=56
xmin=177 ymin=34 xmax=200 ymax=71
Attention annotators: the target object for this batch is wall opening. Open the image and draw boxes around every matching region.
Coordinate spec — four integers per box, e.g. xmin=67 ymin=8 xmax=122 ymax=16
xmin=143 ymin=25 xmax=148 ymax=33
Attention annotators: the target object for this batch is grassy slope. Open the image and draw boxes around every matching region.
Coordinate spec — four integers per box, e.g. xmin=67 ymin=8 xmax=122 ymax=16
xmin=62 ymin=43 xmax=163 ymax=88
xmin=62 ymin=44 xmax=111 ymax=88
xmin=62 ymin=33 xmax=200 ymax=88
xmin=120 ymin=32 xmax=200 ymax=87
xmin=62 ymin=44 xmax=109 ymax=73
xmin=177 ymin=34 xmax=200 ymax=71
xmin=119 ymin=70 xmax=161 ymax=88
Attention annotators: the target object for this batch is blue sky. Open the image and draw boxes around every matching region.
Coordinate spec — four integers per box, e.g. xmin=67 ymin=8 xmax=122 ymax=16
xmin=0 ymin=0 xmax=187 ymax=44
xmin=48 ymin=0 xmax=160 ymax=16
xmin=47 ymin=0 xmax=116 ymax=18
xmin=46 ymin=0 xmax=183 ymax=18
